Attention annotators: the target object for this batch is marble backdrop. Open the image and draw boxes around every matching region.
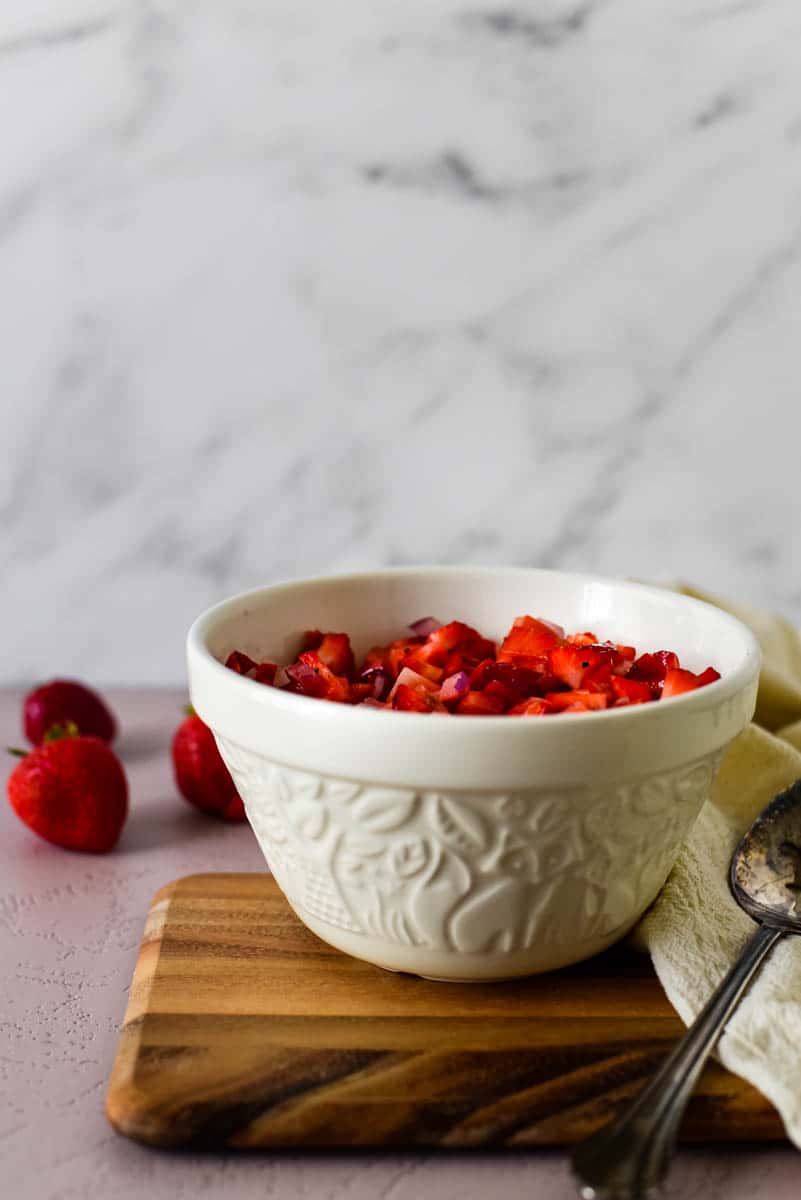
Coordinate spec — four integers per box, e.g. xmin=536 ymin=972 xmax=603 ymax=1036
xmin=3 ymin=0 xmax=801 ymax=684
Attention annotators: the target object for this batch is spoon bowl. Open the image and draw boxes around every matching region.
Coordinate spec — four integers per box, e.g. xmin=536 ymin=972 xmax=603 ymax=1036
xmin=731 ymin=778 xmax=801 ymax=930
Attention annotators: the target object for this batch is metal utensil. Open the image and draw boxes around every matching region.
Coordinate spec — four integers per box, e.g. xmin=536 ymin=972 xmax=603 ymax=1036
xmin=571 ymin=777 xmax=801 ymax=1199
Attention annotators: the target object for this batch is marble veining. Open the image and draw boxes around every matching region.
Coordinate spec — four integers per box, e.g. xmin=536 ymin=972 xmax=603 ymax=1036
xmin=3 ymin=0 xmax=801 ymax=685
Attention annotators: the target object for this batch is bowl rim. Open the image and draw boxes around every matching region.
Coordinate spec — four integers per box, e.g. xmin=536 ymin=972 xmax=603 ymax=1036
xmin=187 ymin=565 xmax=761 ymax=731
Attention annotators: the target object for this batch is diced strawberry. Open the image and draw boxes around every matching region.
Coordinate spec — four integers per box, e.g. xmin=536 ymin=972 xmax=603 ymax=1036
xmin=403 ymin=651 xmax=445 ymax=682
xmin=456 ymin=690 xmax=506 ymax=715
xmin=498 ymin=616 xmax=562 ymax=666
xmin=409 ymin=622 xmax=494 ymax=672
xmin=548 ymin=644 xmax=588 ymax=689
xmin=629 ymin=651 xmax=680 ymax=685
xmin=655 ymin=650 xmax=680 ymax=673
xmin=225 ymin=650 xmax=257 ymax=675
xmin=582 ymin=680 xmax=616 ymax=703
xmin=591 ymin=642 xmax=636 ymax=677
xmin=250 ymin=661 xmax=278 ymax=685
xmin=535 ymin=672 xmax=566 ymax=695
xmin=613 ymin=643 xmax=633 ymax=672
xmin=507 ymin=697 xmax=553 ymax=716
xmin=438 ymin=639 xmax=496 ymax=677
xmin=457 ymin=636 xmax=498 ymax=667
xmin=611 ymin=676 xmax=654 ymax=705
xmin=545 ymin=690 xmax=610 ymax=712
xmin=386 ymin=638 xmax=425 ymax=680
xmin=539 ymin=619 xmax=565 ymax=639
xmin=429 ymin=620 xmax=484 ymax=653
xmin=469 ymin=659 xmax=498 ymax=689
xmin=661 ymin=666 xmax=719 ymax=699
xmin=549 ymin=643 xmax=614 ymax=690
xmin=312 ymin=633 xmax=355 ymax=679
xmin=483 ymin=679 xmax=519 ymax=710
xmin=363 ymin=639 xmax=423 ymax=683
xmin=582 ymin=666 xmax=617 ymax=695
xmin=661 ymin=668 xmax=700 ymax=698
xmin=392 ymin=684 xmax=433 ymax=712
xmin=228 ymin=614 xmax=718 ymax=719
xmin=469 ymin=660 xmax=543 ymax=699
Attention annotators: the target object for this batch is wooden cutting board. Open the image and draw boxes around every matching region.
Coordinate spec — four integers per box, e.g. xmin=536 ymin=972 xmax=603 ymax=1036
xmin=106 ymin=873 xmax=783 ymax=1150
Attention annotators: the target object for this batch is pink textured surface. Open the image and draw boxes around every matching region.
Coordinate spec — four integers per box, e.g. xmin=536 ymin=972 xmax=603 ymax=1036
xmin=2 ymin=686 xmax=801 ymax=1199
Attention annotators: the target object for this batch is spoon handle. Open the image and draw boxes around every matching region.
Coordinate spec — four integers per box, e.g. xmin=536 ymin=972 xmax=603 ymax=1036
xmin=571 ymin=922 xmax=783 ymax=1199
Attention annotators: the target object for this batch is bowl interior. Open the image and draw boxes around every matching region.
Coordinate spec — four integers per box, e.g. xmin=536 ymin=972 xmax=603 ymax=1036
xmin=190 ymin=568 xmax=760 ymax=793
xmin=200 ymin=567 xmax=752 ymax=679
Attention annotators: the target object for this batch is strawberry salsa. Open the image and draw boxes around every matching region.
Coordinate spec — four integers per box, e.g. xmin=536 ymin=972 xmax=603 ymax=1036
xmin=223 ymin=616 xmax=720 ymax=716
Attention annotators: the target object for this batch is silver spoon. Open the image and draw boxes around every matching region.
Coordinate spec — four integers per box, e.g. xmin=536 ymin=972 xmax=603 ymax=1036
xmin=571 ymin=777 xmax=801 ymax=1199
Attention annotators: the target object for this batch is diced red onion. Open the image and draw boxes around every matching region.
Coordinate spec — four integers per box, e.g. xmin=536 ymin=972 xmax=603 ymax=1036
xmin=273 ymin=665 xmax=290 ymax=687
xmin=439 ymin=671 xmax=470 ymax=703
xmin=408 ymin=616 xmax=442 ymax=637
xmin=359 ymin=666 xmax=388 ymax=699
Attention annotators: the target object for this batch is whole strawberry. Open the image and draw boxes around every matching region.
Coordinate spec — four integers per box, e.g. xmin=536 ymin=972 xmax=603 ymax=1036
xmin=172 ymin=709 xmax=245 ymax=822
xmin=24 ymin=679 xmax=117 ymax=745
xmin=7 ymin=726 xmax=128 ymax=852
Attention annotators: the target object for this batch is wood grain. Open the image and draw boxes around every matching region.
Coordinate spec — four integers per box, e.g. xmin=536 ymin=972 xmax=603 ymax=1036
xmin=106 ymin=873 xmax=784 ymax=1149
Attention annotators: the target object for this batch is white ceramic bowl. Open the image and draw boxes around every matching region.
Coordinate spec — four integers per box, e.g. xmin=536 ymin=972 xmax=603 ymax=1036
xmin=187 ymin=567 xmax=760 ymax=980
